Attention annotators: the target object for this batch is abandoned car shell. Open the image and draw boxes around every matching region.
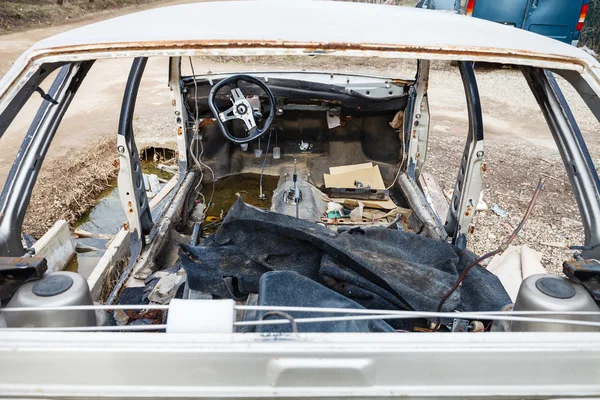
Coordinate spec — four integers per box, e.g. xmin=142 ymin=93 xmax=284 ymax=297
xmin=1 ymin=1 xmax=600 ymax=399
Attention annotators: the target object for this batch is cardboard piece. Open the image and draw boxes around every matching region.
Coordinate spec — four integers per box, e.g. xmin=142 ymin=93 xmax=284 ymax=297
xmin=329 ymin=162 xmax=373 ymax=175
xmin=487 ymin=245 xmax=546 ymax=302
xmin=324 ymin=165 xmax=385 ymax=190
xmin=324 ymin=163 xmax=394 ymax=210
xmin=331 ymin=198 xmax=397 ymax=210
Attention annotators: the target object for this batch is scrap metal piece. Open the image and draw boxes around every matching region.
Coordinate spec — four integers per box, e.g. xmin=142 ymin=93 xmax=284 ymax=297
xmin=399 ymin=174 xmax=446 ymax=240
xmin=563 ymin=259 xmax=600 ymax=301
xmin=0 ymin=257 xmax=47 ymax=300
xmin=452 ymin=318 xmax=470 ymax=332
xmin=326 ymin=109 xmax=341 ymax=129
xmin=325 ymin=187 xmax=390 ymax=201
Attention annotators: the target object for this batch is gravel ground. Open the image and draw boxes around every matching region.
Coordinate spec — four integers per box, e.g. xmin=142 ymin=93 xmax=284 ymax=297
xmin=425 ymin=124 xmax=584 ymax=275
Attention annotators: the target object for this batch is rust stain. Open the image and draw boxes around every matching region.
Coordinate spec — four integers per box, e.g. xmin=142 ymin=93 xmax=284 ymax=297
xmin=198 ymin=118 xmax=215 ymax=129
xmin=113 ymin=159 xmax=120 ymax=169
xmin=177 ymin=126 xmax=183 ymax=135
xmin=465 ymin=205 xmax=473 ymax=217
xmin=41 ymin=39 xmax=586 ymax=67
xmin=1 ymin=38 xmax=593 ymax=106
xmin=481 ymin=162 xmax=487 ymax=172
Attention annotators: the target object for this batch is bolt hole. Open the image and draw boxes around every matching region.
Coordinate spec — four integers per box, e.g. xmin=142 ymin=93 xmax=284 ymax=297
xmin=366 ymin=91 xmax=370 ymax=95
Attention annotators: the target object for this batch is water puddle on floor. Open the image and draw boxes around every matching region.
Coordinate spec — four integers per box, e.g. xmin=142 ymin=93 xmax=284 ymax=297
xmin=66 ymin=182 xmax=123 ymax=279
xmin=68 ymin=171 xmax=278 ymax=277
xmin=67 ymin=158 xmax=175 ymax=278
xmin=202 ymin=173 xmax=280 ymax=217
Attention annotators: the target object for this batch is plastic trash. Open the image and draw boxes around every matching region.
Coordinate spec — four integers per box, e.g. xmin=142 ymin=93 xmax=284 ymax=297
xmin=327 ymin=202 xmax=344 ymax=216
xmin=349 ymin=202 xmax=364 ymax=222
xmin=148 ymin=174 xmax=161 ymax=196
xmin=142 ymin=174 xmax=150 ymax=191
xmin=491 ymin=204 xmax=508 ymax=217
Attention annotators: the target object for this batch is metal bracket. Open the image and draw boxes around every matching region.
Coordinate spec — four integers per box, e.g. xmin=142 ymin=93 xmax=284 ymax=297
xmin=405 ymin=59 xmax=431 ymax=180
xmin=168 ymin=57 xmax=189 ymax=177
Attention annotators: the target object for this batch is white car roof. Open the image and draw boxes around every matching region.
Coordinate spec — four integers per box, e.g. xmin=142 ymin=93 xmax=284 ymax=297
xmin=2 ymin=0 xmax=600 ymax=104
xmin=25 ymin=0 xmax=597 ymax=64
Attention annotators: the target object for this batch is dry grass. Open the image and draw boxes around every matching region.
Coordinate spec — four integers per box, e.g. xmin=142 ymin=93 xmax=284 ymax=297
xmin=99 ymin=257 xmax=128 ymax=303
xmin=22 ymin=138 xmax=118 ymax=237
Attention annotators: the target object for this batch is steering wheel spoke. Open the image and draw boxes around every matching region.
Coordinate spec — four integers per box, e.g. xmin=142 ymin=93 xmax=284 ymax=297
xmin=241 ymin=113 xmax=257 ymax=131
xmin=218 ymin=105 xmax=237 ymax=122
xmin=231 ymin=87 xmax=244 ymax=102
xmin=208 ymin=74 xmax=275 ymax=144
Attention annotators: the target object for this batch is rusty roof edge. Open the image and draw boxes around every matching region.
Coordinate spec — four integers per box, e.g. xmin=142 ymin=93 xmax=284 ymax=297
xmin=35 ymin=40 xmax=597 ymax=64
xmin=1 ymin=40 xmax=598 ymax=110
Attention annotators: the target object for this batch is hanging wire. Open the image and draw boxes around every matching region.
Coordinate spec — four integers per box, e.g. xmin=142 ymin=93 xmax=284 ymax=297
xmin=187 ymin=56 xmax=216 ymax=207
xmin=433 ymin=179 xmax=545 ymax=330
xmin=190 ymin=136 xmax=215 ymax=207
xmin=259 ymin=128 xmax=273 ymax=199
xmin=386 ymin=157 xmax=405 ymax=191
xmin=188 ymin=57 xmax=199 ymax=125
xmin=386 ymin=122 xmax=407 ymax=190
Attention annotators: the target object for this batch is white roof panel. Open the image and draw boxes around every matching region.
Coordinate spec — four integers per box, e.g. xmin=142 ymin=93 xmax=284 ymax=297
xmin=26 ymin=0 xmax=594 ymax=63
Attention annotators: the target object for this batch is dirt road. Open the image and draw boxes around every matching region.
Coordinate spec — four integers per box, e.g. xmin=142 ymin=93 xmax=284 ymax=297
xmin=1 ymin=5 xmax=599 ymax=272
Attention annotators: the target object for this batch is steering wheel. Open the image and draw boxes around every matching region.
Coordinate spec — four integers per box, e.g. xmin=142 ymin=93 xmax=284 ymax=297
xmin=208 ymin=74 xmax=276 ymax=144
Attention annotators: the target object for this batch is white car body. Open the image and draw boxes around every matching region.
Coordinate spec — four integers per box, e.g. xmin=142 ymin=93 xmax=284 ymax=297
xmin=1 ymin=1 xmax=600 ymax=398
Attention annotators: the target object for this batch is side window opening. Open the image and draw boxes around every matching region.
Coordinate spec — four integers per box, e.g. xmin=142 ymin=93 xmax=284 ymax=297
xmin=425 ymin=61 xmax=591 ymax=274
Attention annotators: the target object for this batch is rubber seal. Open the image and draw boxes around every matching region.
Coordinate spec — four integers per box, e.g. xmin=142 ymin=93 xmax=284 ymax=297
xmin=32 ymin=274 xmax=73 ymax=297
xmin=535 ymin=277 xmax=576 ymax=299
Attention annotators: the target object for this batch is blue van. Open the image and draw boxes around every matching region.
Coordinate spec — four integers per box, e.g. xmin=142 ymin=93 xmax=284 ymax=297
xmin=417 ymin=0 xmax=589 ymax=46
